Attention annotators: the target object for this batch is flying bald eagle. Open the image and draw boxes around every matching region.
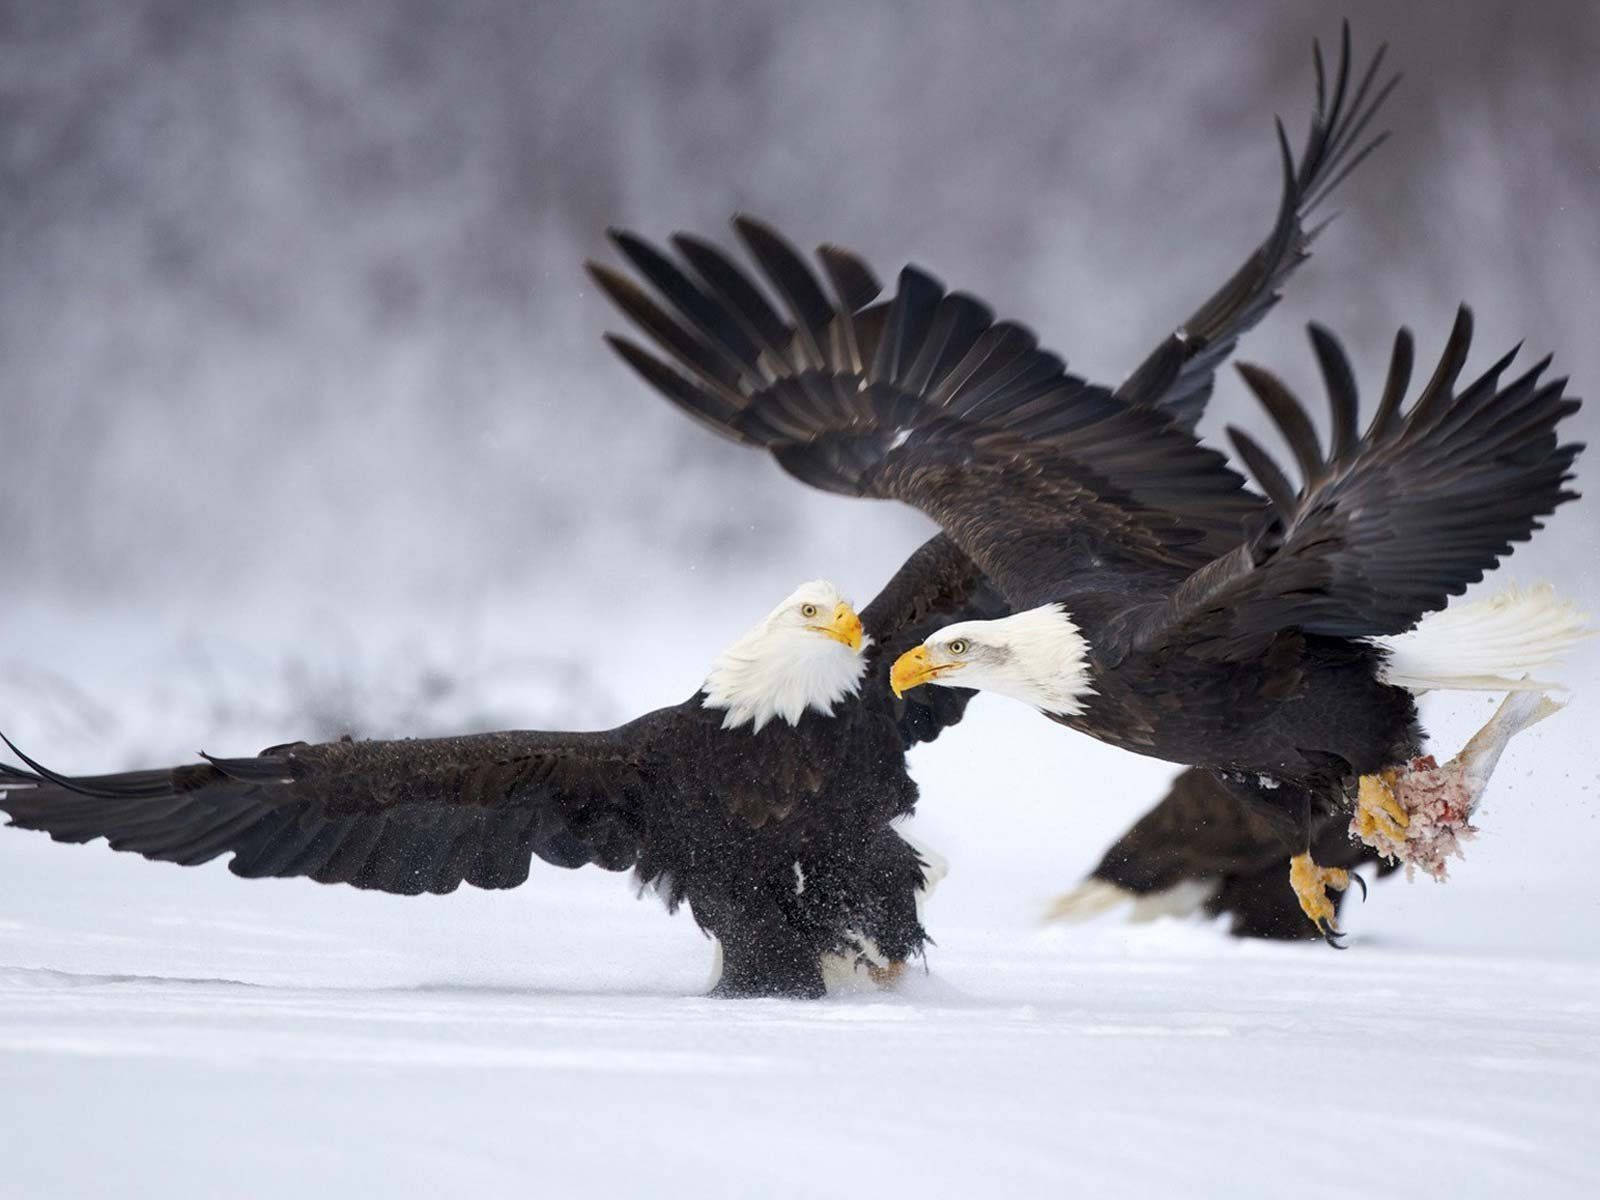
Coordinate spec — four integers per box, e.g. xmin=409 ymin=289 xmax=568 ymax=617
xmin=878 ymin=325 xmax=1583 ymax=945
xmin=0 ymin=537 xmax=1001 ymax=998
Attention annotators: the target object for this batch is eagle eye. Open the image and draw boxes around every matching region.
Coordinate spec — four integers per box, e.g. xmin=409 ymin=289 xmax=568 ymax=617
xmin=948 ymin=639 xmax=968 ymax=655
xmin=801 ymin=603 xmax=819 ymax=619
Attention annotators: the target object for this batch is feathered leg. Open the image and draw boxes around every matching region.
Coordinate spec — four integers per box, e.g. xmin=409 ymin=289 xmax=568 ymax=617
xmin=817 ymin=828 xmax=931 ymax=992
xmin=707 ymin=911 xmax=826 ymax=999
xmin=695 ymin=878 xmax=827 ymax=999
xmin=1272 ymin=782 xmax=1365 ymax=948
xmin=1207 ymin=820 xmax=1388 ymax=939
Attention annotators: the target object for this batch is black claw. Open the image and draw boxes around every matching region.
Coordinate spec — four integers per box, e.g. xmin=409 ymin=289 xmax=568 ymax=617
xmin=1351 ymin=872 xmax=1368 ymax=902
xmin=1317 ymin=920 xmax=1348 ymax=950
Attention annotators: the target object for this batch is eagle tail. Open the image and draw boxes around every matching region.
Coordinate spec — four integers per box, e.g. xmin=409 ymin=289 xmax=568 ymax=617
xmin=1373 ymin=584 xmax=1591 ymax=692
xmin=1044 ymin=877 xmax=1219 ymax=925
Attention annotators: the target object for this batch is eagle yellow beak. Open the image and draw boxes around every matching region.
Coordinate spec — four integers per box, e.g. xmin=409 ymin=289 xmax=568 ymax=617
xmin=891 ymin=644 xmax=954 ymax=697
xmin=813 ymin=602 xmax=864 ymax=652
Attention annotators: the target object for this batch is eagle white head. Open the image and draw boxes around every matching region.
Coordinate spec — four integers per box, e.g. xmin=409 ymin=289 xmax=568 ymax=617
xmin=703 ymin=580 xmax=870 ymax=732
xmin=890 ymin=604 xmax=1094 ymax=716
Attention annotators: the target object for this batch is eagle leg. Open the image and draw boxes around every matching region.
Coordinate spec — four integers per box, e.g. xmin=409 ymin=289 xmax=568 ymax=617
xmin=864 ymin=959 xmax=908 ymax=989
xmin=1288 ymin=851 xmax=1354 ymax=948
xmin=703 ymin=903 xmax=828 ymax=999
xmin=709 ymin=945 xmax=827 ymax=1000
xmin=1350 ymin=693 xmax=1564 ymax=881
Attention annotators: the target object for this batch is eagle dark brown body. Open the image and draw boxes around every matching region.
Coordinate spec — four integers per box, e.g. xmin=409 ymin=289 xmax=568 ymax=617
xmin=1062 ymin=631 xmax=1422 ymax=830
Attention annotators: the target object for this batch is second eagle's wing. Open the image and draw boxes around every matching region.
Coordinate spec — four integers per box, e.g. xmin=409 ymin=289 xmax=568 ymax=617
xmin=593 ymin=218 xmax=1261 ymax=609
xmin=1137 ymin=309 xmax=1583 ymax=661
xmin=1053 ymin=767 xmax=1390 ymax=939
xmin=1116 ymin=24 xmax=1398 ymax=431
xmin=860 ymin=533 xmax=1008 ymax=747
xmin=0 ymin=723 xmax=665 ymax=895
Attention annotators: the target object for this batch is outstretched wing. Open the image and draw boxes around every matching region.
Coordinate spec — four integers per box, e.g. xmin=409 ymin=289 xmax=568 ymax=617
xmin=1060 ymin=767 xmax=1390 ymax=939
xmin=1117 ymin=23 xmax=1398 ymax=430
xmin=0 ymin=723 xmax=663 ymax=895
xmin=860 ymin=533 xmax=1008 ymax=746
xmin=593 ymin=217 xmax=1259 ymax=608
xmin=1145 ymin=308 xmax=1583 ymax=659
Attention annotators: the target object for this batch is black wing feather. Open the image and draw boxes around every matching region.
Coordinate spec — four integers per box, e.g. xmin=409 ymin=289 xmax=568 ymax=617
xmin=1115 ymin=24 xmax=1399 ymax=431
xmin=860 ymin=534 xmax=1010 ymax=747
xmin=732 ymin=214 xmax=837 ymax=371
xmin=0 ymin=727 xmax=658 ymax=896
xmin=596 ymin=218 xmax=1262 ymax=607
xmin=1154 ymin=309 xmax=1583 ymax=657
xmin=608 ymin=228 xmax=765 ymax=381
xmin=670 ymin=233 xmax=796 ymax=366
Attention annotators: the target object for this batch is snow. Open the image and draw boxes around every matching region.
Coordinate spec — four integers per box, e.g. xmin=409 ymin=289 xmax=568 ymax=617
xmin=2 ymin=618 xmax=1598 ymax=1198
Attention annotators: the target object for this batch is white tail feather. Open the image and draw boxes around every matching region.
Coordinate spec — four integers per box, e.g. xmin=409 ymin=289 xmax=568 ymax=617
xmin=1044 ymin=878 xmax=1218 ymax=925
xmin=1044 ymin=879 xmax=1131 ymax=923
xmin=1373 ymin=585 xmax=1591 ymax=693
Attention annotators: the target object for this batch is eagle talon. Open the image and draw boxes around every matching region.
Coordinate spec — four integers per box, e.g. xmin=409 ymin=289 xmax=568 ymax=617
xmin=865 ymin=959 xmax=908 ymax=989
xmin=1351 ymin=872 xmax=1367 ymax=903
xmin=1290 ymin=851 xmax=1355 ymax=947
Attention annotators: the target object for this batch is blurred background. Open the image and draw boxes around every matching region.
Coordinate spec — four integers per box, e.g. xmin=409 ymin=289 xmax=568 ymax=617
xmin=1 ymin=0 xmax=1596 ymax=966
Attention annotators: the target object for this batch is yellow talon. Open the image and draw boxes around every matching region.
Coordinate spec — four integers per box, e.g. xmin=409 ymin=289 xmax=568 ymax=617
xmin=1289 ymin=851 xmax=1353 ymax=946
xmin=1355 ymin=770 xmax=1410 ymax=843
xmin=865 ymin=959 xmax=908 ymax=989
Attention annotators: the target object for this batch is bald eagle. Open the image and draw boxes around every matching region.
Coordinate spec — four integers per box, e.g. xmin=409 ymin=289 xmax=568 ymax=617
xmin=0 ymin=537 xmax=1000 ymax=998
xmin=879 ymin=324 xmax=1582 ymax=945
xmin=590 ymin=55 xmax=1584 ymax=944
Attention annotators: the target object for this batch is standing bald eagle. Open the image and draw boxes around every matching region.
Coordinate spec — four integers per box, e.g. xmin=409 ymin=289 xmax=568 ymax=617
xmin=0 ymin=537 xmax=1001 ymax=998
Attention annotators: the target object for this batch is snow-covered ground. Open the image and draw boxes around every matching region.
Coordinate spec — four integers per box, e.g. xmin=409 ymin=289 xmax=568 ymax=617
xmin=2 ymin=603 xmax=1597 ymax=1198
